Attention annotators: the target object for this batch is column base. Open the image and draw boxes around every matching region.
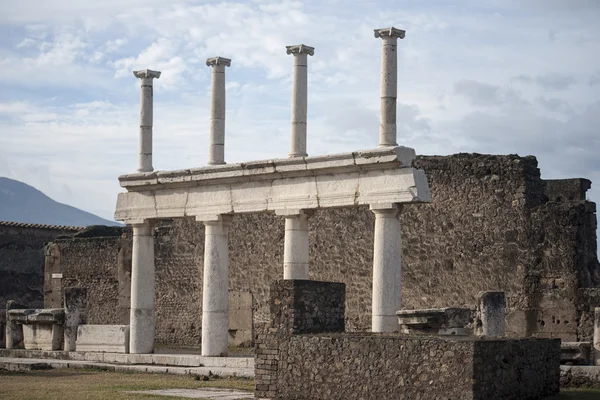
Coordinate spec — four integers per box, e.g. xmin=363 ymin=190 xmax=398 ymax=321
xmin=372 ymin=315 xmax=399 ymax=333
xmin=202 ymin=311 xmax=228 ymax=356
xmin=130 ymin=308 xmax=154 ymax=354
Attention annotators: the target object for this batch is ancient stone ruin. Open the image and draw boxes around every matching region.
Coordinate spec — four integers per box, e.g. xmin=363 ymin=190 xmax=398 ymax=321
xmin=114 ymin=26 xmax=431 ymax=356
xmin=6 ymin=23 xmax=600 ymax=398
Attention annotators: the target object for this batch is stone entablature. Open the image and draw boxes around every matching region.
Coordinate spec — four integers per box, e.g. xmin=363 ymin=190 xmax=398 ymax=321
xmin=115 ymin=146 xmax=430 ymax=223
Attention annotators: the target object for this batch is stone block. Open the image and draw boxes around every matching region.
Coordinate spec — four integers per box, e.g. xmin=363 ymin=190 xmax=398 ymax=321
xmin=561 ymin=342 xmax=592 ymax=365
xmin=397 ymin=307 xmax=475 ymax=335
xmin=255 ymin=333 xmax=560 ymax=400
xmin=478 ymin=291 xmax=506 ymax=337
xmin=22 ymin=324 xmax=63 ymax=351
xmin=76 ymin=325 xmax=129 ymax=353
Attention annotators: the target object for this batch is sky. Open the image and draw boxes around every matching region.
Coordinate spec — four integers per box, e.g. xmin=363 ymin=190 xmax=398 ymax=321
xmin=0 ymin=0 xmax=599 ymax=221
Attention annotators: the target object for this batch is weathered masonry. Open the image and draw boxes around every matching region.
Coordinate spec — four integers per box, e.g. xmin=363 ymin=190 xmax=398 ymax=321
xmin=112 ymin=26 xmax=431 ymax=356
xmin=41 ymin=155 xmax=599 ymax=347
xmin=0 ymin=221 xmax=83 ymax=310
xmin=255 ymin=280 xmax=560 ymax=400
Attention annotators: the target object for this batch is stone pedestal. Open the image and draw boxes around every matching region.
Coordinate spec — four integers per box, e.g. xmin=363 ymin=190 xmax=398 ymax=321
xmin=8 ymin=308 xmax=65 ymax=351
xmin=371 ymin=204 xmax=402 ymax=332
xmin=202 ymin=216 xmax=232 ymax=356
xmin=129 ymin=223 xmax=155 ymax=354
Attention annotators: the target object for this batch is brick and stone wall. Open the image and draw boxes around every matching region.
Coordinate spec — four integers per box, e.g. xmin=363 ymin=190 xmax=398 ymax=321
xmin=255 ymin=333 xmax=560 ymax=400
xmin=41 ymin=153 xmax=600 ymax=346
xmin=0 ymin=222 xmax=81 ymax=309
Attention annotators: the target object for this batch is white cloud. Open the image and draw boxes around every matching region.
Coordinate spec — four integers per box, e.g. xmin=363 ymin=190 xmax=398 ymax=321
xmin=0 ymin=0 xmax=598 ymax=224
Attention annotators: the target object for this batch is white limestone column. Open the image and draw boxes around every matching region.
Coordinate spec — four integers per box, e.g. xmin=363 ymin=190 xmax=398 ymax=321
xmin=201 ymin=215 xmax=233 ymax=356
xmin=206 ymin=57 xmax=231 ymax=165
xmin=594 ymin=307 xmax=600 ymax=365
xmin=286 ymin=44 xmax=314 ymax=158
xmin=374 ymin=27 xmax=405 ymax=148
xmin=129 ymin=222 xmax=155 ymax=354
xmin=277 ymin=211 xmax=310 ymax=280
xmin=371 ymin=204 xmax=403 ymax=332
xmin=133 ymin=69 xmax=161 ymax=172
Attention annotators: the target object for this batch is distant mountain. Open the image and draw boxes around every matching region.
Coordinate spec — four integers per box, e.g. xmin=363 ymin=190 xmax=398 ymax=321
xmin=0 ymin=177 xmax=121 ymax=227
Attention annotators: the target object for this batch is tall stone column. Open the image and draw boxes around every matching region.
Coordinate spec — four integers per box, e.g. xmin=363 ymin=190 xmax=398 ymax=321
xmin=374 ymin=27 xmax=405 ymax=148
xmin=371 ymin=204 xmax=403 ymax=332
xmin=133 ymin=69 xmax=161 ymax=172
xmin=206 ymin=57 xmax=231 ymax=165
xmin=129 ymin=222 xmax=155 ymax=354
xmin=201 ymin=215 xmax=233 ymax=356
xmin=286 ymin=44 xmax=314 ymax=158
xmin=277 ymin=210 xmax=310 ymax=280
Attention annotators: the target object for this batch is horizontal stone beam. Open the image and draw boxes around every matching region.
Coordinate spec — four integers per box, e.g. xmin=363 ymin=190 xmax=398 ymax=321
xmin=114 ymin=146 xmax=431 ymax=224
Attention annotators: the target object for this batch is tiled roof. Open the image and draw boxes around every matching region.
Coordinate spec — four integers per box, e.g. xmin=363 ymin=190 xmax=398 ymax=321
xmin=0 ymin=221 xmax=84 ymax=231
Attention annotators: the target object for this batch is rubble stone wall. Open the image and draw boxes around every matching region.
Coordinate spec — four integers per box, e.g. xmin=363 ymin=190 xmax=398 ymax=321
xmin=254 ymin=333 xmax=560 ymax=400
xmin=40 ymin=154 xmax=600 ymax=346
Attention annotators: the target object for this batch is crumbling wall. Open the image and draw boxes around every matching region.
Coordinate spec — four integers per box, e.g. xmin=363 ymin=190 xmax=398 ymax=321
xmin=43 ymin=153 xmax=600 ymax=346
xmin=52 ymin=232 xmax=128 ymax=326
xmin=0 ymin=224 xmax=77 ymax=309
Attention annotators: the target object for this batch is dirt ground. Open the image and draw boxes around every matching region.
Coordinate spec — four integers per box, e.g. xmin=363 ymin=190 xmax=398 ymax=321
xmin=0 ymin=369 xmax=254 ymax=400
xmin=2 ymin=369 xmax=600 ymax=400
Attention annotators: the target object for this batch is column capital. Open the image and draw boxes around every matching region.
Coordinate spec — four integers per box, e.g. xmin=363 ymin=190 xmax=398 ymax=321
xmin=133 ymin=69 xmax=161 ymax=80
xmin=275 ymin=209 xmax=314 ymax=217
xmin=206 ymin=57 xmax=232 ymax=67
xmin=286 ymin=44 xmax=315 ymax=56
xmin=374 ymin=27 xmax=406 ymax=40
xmin=370 ymin=203 xmax=403 ymax=214
xmin=198 ymin=214 xmax=234 ymax=226
xmin=130 ymin=221 xmax=155 ymax=235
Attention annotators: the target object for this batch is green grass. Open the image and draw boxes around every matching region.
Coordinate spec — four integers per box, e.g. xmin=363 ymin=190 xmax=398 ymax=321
xmin=0 ymin=369 xmax=253 ymax=400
